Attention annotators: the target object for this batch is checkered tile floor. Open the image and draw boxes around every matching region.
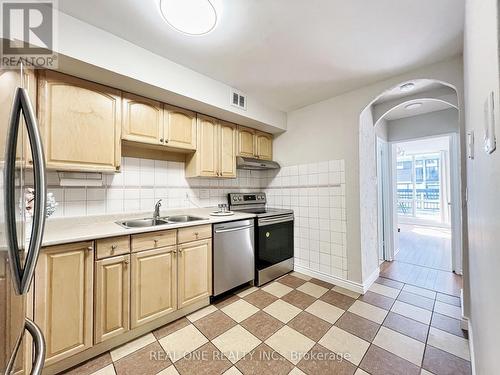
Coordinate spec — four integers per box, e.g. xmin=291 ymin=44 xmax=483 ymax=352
xmin=64 ymin=272 xmax=471 ymax=375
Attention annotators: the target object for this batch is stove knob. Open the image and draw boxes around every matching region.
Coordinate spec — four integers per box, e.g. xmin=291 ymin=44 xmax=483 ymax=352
xmin=238 ymin=197 xmax=243 ymax=201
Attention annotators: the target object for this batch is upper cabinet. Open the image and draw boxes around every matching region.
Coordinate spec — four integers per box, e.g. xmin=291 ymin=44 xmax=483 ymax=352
xmin=38 ymin=70 xmax=122 ymax=172
xmin=122 ymin=99 xmax=196 ymax=151
xmin=237 ymin=126 xmax=256 ymax=158
xmin=185 ymin=115 xmax=236 ymax=178
xmin=122 ymin=93 xmax=163 ymax=146
xmin=255 ymin=131 xmax=273 ymax=160
xmin=219 ymin=121 xmax=237 ymax=178
xmin=163 ymin=104 xmax=197 ymax=150
xmin=237 ymin=126 xmax=273 ymax=160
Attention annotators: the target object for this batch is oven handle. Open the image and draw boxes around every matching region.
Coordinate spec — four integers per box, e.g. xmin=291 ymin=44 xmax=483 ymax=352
xmin=258 ymin=214 xmax=294 ymax=226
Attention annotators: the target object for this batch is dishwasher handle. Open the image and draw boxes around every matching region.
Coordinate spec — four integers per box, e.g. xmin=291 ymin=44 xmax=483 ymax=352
xmin=214 ymin=224 xmax=254 ymax=234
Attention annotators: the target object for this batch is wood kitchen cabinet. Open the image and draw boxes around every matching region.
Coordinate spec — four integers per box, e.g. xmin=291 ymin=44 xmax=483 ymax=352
xmin=130 ymin=246 xmax=177 ymax=328
xmin=177 ymin=239 xmax=212 ymax=309
xmin=37 ymin=70 xmax=122 ymax=172
xmin=94 ymin=254 xmax=130 ymax=343
xmin=34 ymin=241 xmax=94 ymax=366
xmin=163 ymin=104 xmax=197 ymax=150
xmin=237 ymin=126 xmax=273 ymax=160
xmin=237 ymin=126 xmax=256 ymax=158
xmin=255 ymin=131 xmax=273 ymax=160
xmin=185 ymin=115 xmax=236 ymax=178
xmin=219 ymin=121 xmax=237 ymax=177
xmin=122 ymin=93 xmax=163 ymax=146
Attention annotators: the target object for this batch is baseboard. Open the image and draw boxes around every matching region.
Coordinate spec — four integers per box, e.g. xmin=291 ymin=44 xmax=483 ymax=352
xmin=294 ymin=265 xmax=367 ymax=294
xmin=467 ymin=318 xmax=476 ymax=375
xmin=361 ymin=267 xmax=380 ymax=293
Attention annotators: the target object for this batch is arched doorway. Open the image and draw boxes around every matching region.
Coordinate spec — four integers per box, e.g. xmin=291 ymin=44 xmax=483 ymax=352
xmin=359 ymin=79 xmax=464 ymax=295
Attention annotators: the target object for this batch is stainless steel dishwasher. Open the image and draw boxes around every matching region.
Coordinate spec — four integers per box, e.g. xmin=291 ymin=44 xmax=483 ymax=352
xmin=213 ymin=219 xmax=255 ymax=296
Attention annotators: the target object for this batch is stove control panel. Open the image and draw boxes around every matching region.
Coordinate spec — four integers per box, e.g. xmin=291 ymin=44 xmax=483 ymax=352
xmin=228 ymin=192 xmax=266 ymax=205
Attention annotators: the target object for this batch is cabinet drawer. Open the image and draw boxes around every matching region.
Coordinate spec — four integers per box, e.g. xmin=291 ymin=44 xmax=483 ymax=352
xmin=178 ymin=224 xmax=212 ymax=244
xmin=95 ymin=236 xmax=130 ymax=259
xmin=131 ymin=230 xmax=176 ymax=252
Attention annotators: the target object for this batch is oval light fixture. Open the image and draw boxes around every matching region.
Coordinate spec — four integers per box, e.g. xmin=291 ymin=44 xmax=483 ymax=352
xmin=405 ymin=102 xmax=423 ymax=110
xmin=400 ymin=82 xmax=415 ymax=92
xmin=160 ymin=0 xmax=218 ymax=36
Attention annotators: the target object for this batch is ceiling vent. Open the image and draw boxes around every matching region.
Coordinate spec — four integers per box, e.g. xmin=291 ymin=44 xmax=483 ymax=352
xmin=230 ymin=88 xmax=247 ymax=110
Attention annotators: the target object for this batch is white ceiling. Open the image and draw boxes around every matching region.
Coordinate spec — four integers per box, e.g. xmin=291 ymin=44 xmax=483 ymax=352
xmin=374 ymin=79 xmax=448 ymax=105
xmin=58 ymin=0 xmax=464 ymax=112
xmin=384 ymin=99 xmax=456 ymax=120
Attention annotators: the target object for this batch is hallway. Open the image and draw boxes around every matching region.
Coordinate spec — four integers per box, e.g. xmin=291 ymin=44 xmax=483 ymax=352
xmin=380 ymin=224 xmax=461 ymax=296
xmin=395 ymin=225 xmax=452 ymax=271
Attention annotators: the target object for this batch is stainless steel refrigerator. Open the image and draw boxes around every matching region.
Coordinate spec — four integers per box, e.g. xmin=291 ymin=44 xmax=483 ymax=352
xmin=1 ymin=67 xmax=47 ymax=374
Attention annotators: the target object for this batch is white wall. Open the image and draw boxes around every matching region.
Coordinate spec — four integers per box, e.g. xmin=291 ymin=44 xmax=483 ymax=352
xmin=386 ymin=108 xmax=459 ymax=142
xmin=275 ymin=56 xmax=464 ymax=284
xmin=463 ymin=0 xmax=500 ymax=373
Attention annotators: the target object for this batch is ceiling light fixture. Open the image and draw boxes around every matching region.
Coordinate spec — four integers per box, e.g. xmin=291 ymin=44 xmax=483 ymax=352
xmin=405 ymin=102 xmax=423 ymax=110
xmin=160 ymin=0 xmax=218 ymax=36
xmin=400 ymin=82 xmax=415 ymax=92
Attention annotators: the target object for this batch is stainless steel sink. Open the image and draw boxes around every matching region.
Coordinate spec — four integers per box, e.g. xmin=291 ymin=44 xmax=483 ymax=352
xmin=116 ymin=218 xmax=170 ymax=228
xmin=116 ymin=215 xmax=206 ymax=229
xmin=165 ymin=215 xmax=206 ymax=223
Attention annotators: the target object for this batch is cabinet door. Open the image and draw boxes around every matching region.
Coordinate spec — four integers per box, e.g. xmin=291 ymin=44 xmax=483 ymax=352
xmin=130 ymin=247 xmax=176 ymax=328
xmin=237 ymin=126 xmax=256 ymax=157
xmin=219 ymin=121 xmax=237 ymax=178
xmin=196 ymin=115 xmax=219 ymax=177
xmin=94 ymin=255 xmax=130 ymax=343
xmin=37 ymin=70 xmax=121 ymax=172
xmin=255 ymin=132 xmax=273 ymax=160
xmin=34 ymin=242 xmax=93 ymax=366
xmin=164 ymin=104 xmax=196 ymax=150
xmin=122 ymin=93 xmax=162 ymax=145
xmin=178 ymin=239 xmax=212 ymax=309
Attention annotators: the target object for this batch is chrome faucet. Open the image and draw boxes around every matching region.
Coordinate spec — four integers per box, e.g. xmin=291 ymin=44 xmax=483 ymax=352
xmin=153 ymin=199 xmax=162 ymax=221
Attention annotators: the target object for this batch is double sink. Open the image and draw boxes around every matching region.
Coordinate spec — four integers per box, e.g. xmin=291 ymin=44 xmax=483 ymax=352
xmin=116 ymin=215 xmax=207 ymax=229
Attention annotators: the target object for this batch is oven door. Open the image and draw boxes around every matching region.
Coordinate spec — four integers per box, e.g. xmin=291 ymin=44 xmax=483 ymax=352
xmin=256 ymin=214 xmax=294 ymax=271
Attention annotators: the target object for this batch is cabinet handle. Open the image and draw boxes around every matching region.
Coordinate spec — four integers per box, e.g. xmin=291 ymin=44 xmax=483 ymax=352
xmin=87 ymin=246 xmax=93 ymax=252
xmin=194 ymin=232 xmax=199 ymax=236
xmin=111 ymin=244 xmax=117 ymax=251
xmin=123 ymin=258 xmax=130 ymax=265
xmin=173 ymin=250 xmax=177 ymax=254
xmin=160 ymin=138 xmax=164 ymax=143
xmin=178 ymin=248 xmax=183 ymax=254
xmin=154 ymin=239 xmax=159 ymax=246
xmin=165 ymin=139 xmax=169 ymax=143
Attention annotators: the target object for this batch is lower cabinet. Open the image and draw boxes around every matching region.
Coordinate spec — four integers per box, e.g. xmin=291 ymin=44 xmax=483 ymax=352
xmin=177 ymin=239 xmax=212 ymax=309
xmin=94 ymin=255 xmax=130 ymax=343
xmin=34 ymin=242 xmax=94 ymax=366
xmin=130 ymin=246 xmax=177 ymax=328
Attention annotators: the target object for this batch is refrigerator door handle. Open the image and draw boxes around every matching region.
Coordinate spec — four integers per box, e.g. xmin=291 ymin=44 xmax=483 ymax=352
xmin=5 ymin=319 xmax=46 ymax=375
xmin=25 ymin=319 xmax=46 ymax=375
xmin=4 ymin=87 xmax=47 ymax=295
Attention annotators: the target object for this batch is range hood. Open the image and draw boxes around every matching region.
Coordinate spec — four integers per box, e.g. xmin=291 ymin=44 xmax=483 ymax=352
xmin=236 ymin=156 xmax=280 ymax=170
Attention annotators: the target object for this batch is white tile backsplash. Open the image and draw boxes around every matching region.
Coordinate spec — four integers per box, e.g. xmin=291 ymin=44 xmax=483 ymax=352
xmin=263 ymin=159 xmax=348 ymax=281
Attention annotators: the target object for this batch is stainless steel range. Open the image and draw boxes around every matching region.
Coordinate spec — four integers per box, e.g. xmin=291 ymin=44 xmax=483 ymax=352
xmin=228 ymin=193 xmax=294 ymax=286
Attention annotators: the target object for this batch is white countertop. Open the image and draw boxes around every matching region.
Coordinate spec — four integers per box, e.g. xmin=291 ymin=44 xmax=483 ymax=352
xmin=42 ymin=207 xmax=255 ymax=247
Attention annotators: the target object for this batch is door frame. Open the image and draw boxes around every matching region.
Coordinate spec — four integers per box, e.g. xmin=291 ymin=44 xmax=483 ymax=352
xmin=376 ymin=137 xmax=393 ymax=261
xmin=378 ymin=133 xmax=463 ymax=273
